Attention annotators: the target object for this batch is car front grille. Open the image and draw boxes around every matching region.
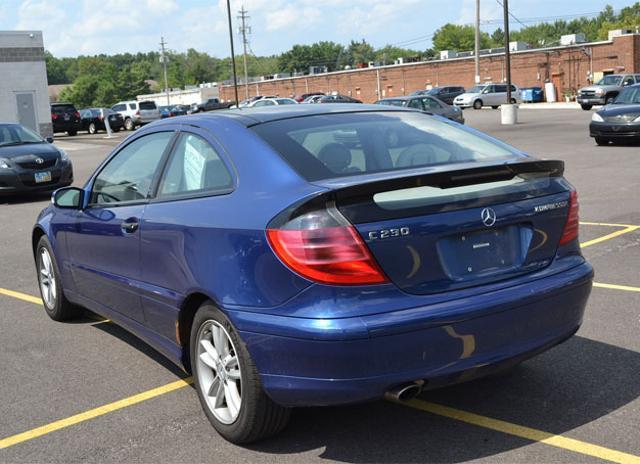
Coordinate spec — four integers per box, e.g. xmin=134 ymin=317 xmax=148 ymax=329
xmin=16 ymin=158 xmax=57 ymax=170
xmin=580 ymin=91 xmax=596 ymax=97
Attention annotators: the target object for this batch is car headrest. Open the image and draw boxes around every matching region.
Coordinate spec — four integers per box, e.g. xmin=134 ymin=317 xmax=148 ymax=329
xmin=317 ymin=143 xmax=352 ymax=173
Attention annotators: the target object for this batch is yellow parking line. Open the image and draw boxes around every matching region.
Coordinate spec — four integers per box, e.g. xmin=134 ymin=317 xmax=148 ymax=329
xmin=580 ymin=225 xmax=639 ymax=249
xmin=0 ymin=288 xmax=42 ymax=305
xmin=594 ymin=282 xmax=640 ymax=293
xmin=580 ymin=221 xmax=640 ymax=229
xmin=0 ymin=377 xmax=193 ymax=450
xmin=399 ymin=399 xmax=640 ymax=464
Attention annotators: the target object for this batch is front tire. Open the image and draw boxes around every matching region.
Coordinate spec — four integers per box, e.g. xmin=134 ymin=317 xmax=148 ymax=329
xmin=605 ymin=95 xmax=615 ymax=105
xmin=124 ymin=118 xmax=134 ymax=131
xmin=581 ymin=104 xmax=593 ymax=110
xmin=36 ymin=236 xmax=79 ymax=321
xmin=473 ymin=100 xmax=483 ymax=110
xmin=88 ymin=122 xmax=97 ymax=134
xmin=190 ymin=302 xmax=290 ymax=444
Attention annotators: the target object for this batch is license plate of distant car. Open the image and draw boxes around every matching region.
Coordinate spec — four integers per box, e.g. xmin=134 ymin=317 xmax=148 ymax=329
xmin=34 ymin=171 xmax=51 ymax=183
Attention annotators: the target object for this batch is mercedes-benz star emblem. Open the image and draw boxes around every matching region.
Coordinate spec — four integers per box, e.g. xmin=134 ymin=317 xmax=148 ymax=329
xmin=481 ymin=207 xmax=497 ymax=227
xmin=35 ymin=157 xmax=44 ymax=165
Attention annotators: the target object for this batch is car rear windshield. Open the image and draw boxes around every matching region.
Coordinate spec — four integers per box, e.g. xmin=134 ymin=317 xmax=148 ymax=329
xmin=250 ymin=111 xmax=522 ymax=181
xmin=52 ymin=104 xmax=76 ymax=113
xmin=139 ymin=102 xmax=157 ymax=110
xmin=377 ymin=100 xmax=406 ymax=107
xmin=597 ymin=76 xmax=622 ymax=86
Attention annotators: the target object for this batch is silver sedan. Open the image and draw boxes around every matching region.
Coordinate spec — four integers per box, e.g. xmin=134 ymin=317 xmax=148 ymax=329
xmin=375 ymin=95 xmax=464 ymax=124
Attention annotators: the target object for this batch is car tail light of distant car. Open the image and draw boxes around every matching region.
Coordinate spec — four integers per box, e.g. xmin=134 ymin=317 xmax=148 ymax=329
xmin=74 ymin=111 xmax=80 ymax=119
xmin=267 ymin=202 xmax=388 ymax=285
xmin=51 ymin=113 xmax=59 ymax=120
xmin=559 ymin=190 xmax=579 ymax=246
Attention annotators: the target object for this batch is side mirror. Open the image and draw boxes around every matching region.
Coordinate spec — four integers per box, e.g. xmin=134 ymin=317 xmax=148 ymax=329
xmin=46 ymin=136 xmax=54 ymax=143
xmin=52 ymin=187 xmax=83 ymax=209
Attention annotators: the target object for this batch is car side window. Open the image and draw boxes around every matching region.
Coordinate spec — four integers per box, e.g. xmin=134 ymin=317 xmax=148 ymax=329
xmin=129 ymin=103 xmax=137 ymax=110
xmin=495 ymin=85 xmax=507 ymax=93
xmin=422 ymin=97 xmax=442 ymax=109
xmin=112 ymin=104 xmax=124 ymax=112
xmin=91 ymin=132 xmax=174 ymax=205
xmin=158 ymin=133 xmax=233 ymax=197
xmin=408 ymin=99 xmax=423 ymax=110
xmin=623 ymin=76 xmax=635 ymax=86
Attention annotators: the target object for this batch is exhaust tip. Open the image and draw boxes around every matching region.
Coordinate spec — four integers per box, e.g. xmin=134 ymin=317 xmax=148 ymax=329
xmin=385 ymin=380 xmax=424 ymax=402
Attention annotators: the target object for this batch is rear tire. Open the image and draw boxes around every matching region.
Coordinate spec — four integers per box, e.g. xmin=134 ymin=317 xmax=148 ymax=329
xmin=88 ymin=122 xmax=97 ymax=134
xmin=36 ymin=236 xmax=80 ymax=321
xmin=473 ymin=100 xmax=483 ymax=110
xmin=510 ymin=98 xmax=517 ymax=104
xmin=595 ymin=137 xmax=609 ymax=146
xmin=124 ymin=118 xmax=134 ymax=131
xmin=581 ymin=104 xmax=593 ymax=111
xmin=605 ymin=95 xmax=615 ymax=105
xmin=491 ymin=105 xmax=499 ymax=109
xmin=190 ymin=302 xmax=290 ymax=444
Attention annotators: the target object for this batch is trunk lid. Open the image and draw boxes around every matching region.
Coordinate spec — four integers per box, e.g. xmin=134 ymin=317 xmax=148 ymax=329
xmin=320 ymin=159 xmax=572 ymax=294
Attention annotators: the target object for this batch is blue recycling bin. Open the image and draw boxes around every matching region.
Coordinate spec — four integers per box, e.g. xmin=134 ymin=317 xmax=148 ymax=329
xmin=522 ymin=87 xmax=544 ymax=103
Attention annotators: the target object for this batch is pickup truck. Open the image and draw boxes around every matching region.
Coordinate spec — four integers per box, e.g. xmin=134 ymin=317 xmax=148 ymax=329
xmin=193 ymin=98 xmax=234 ymax=113
xmin=577 ymin=74 xmax=640 ymax=110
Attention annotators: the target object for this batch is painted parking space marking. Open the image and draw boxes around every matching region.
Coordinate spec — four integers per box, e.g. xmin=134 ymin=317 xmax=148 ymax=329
xmin=593 ymin=282 xmax=640 ymax=293
xmin=0 ymin=288 xmax=42 ymax=305
xmin=0 ymin=378 xmax=193 ymax=450
xmin=580 ymin=225 xmax=640 ymax=249
xmin=396 ymin=399 xmax=640 ymax=464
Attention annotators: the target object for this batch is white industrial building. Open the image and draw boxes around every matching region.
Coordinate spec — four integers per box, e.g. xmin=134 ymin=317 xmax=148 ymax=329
xmin=137 ymin=83 xmax=221 ymax=107
xmin=0 ymin=31 xmax=52 ymax=137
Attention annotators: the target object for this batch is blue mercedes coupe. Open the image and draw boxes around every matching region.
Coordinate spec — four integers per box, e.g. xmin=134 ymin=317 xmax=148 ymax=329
xmin=33 ymin=104 xmax=593 ymax=443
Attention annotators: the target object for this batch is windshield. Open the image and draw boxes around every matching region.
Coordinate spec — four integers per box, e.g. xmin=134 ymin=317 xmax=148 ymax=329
xmin=613 ymin=87 xmax=640 ymax=104
xmin=467 ymin=85 xmax=485 ymax=93
xmin=597 ymin=76 xmax=623 ymax=86
xmin=0 ymin=124 xmax=44 ymax=146
xmin=251 ymin=111 xmax=522 ymax=181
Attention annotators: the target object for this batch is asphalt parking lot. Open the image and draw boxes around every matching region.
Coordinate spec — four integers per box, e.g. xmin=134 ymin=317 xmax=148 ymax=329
xmin=1 ymin=109 xmax=639 ymax=463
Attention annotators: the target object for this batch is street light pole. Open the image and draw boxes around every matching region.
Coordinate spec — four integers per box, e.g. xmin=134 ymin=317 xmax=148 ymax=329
xmin=160 ymin=36 xmax=170 ymax=105
xmin=475 ymin=0 xmax=480 ymax=84
xmin=226 ymin=0 xmax=240 ymax=107
xmin=503 ymin=0 xmax=512 ymax=103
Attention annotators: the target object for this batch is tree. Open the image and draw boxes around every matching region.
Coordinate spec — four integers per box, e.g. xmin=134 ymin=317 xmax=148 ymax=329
xmin=345 ymin=40 xmax=376 ymax=66
xmin=491 ymin=28 xmax=504 ymax=47
xmin=45 ymin=51 xmax=69 ymax=84
xmin=278 ymin=41 xmax=344 ymax=73
xmin=432 ymin=24 xmax=492 ymax=52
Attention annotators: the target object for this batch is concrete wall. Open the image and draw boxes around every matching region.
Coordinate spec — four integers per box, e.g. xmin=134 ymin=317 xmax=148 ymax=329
xmin=0 ymin=31 xmax=52 ymax=137
xmin=219 ymin=34 xmax=640 ymax=103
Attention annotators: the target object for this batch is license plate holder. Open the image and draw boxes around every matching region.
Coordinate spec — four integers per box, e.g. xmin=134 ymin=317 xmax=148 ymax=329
xmin=34 ymin=171 xmax=52 ymax=183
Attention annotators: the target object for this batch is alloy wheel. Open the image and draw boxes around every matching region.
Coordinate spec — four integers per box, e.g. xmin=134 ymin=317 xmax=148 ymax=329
xmin=38 ymin=247 xmax=57 ymax=309
xmin=196 ymin=320 xmax=242 ymax=424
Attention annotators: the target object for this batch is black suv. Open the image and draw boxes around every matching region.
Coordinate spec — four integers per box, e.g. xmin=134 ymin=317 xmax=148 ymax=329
xmin=412 ymin=86 xmax=465 ymax=105
xmin=51 ymin=103 xmax=81 ymax=136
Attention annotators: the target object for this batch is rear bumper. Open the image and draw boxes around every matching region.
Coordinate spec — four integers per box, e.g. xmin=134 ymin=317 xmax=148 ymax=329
xmin=0 ymin=162 xmax=73 ymax=196
xmin=230 ymin=261 xmax=593 ymax=407
xmin=52 ymin=121 xmax=81 ymax=133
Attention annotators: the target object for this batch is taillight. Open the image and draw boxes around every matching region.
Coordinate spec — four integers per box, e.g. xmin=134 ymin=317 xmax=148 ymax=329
xmin=267 ymin=203 xmax=388 ymax=285
xmin=74 ymin=111 xmax=80 ymax=118
xmin=136 ymin=111 xmax=140 ymax=116
xmin=559 ymin=190 xmax=579 ymax=246
xmin=51 ymin=113 xmax=58 ymax=120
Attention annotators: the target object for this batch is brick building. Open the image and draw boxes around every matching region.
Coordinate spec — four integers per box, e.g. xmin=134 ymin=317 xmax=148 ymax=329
xmin=0 ymin=31 xmax=52 ymax=136
xmin=219 ymin=32 xmax=640 ymax=103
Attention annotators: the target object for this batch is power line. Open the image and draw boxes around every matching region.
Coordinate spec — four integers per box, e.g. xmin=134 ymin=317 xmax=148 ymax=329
xmin=494 ymin=0 xmax=527 ymax=28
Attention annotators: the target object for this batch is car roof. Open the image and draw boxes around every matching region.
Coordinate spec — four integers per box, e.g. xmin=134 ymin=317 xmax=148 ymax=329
xmin=166 ymin=103 xmax=415 ymax=127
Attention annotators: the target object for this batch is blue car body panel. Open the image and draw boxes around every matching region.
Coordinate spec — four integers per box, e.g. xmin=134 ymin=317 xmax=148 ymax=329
xmin=34 ymin=105 xmax=593 ymax=406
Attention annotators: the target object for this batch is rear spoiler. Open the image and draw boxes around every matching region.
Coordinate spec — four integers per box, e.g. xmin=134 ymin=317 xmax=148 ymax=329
xmin=271 ymin=160 xmax=566 ymax=227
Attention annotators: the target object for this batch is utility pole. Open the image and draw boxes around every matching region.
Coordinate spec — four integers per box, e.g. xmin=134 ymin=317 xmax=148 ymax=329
xmin=237 ymin=6 xmax=250 ymax=100
xmin=160 ymin=36 xmax=170 ymax=105
xmin=503 ymin=0 xmax=512 ymax=103
xmin=226 ymin=0 xmax=240 ymax=107
xmin=474 ymin=0 xmax=480 ymax=84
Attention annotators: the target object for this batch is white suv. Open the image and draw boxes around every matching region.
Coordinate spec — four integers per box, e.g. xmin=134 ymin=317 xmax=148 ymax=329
xmin=454 ymin=84 xmax=522 ymax=109
xmin=111 ymin=100 xmax=161 ymax=131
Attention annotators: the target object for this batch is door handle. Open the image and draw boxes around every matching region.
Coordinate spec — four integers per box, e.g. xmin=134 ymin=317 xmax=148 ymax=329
xmin=121 ymin=218 xmax=139 ymax=233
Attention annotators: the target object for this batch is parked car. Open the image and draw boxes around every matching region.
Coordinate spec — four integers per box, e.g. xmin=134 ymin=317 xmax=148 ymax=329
xmin=577 ymin=74 xmax=640 ymax=110
xmin=50 ymin=103 xmax=81 ymax=136
xmin=375 ymin=95 xmax=464 ymax=124
xmin=194 ymin=98 xmax=234 ymax=113
xmin=159 ymin=105 xmax=187 ymax=118
xmin=301 ymin=95 xmax=324 ymax=104
xmin=79 ymin=108 xmax=124 ymax=134
xmin=296 ymin=92 xmax=324 ymax=103
xmin=111 ymin=101 xmax=161 ymax=131
xmin=318 ymin=94 xmax=362 ymax=103
xmin=454 ymin=84 xmax=522 ymax=109
xmin=412 ymin=86 xmax=465 ymax=105
xmin=590 ymin=83 xmax=640 ymax=145
xmin=172 ymin=105 xmax=190 ymax=116
xmin=0 ymin=123 xmax=73 ymax=196
xmin=231 ymin=96 xmax=278 ymax=109
xmin=245 ymin=98 xmax=298 ymax=108
xmin=33 ymin=104 xmax=592 ymax=444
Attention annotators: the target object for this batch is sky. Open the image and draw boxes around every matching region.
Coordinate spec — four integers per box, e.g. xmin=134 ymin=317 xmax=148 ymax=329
xmin=0 ymin=0 xmax=635 ymax=57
